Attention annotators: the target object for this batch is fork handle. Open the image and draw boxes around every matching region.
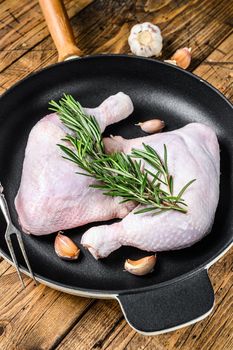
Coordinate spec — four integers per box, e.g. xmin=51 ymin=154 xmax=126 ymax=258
xmin=0 ymin=193 xmax=11 ymax=225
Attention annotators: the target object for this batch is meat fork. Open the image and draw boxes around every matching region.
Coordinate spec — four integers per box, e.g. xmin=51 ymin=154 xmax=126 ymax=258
xmin=0 ymin=183 xmax=37 ymax=288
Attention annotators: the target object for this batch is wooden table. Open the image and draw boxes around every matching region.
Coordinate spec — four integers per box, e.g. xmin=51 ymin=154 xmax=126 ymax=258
xmin=0 ymin=1 xmax=232 ymax=349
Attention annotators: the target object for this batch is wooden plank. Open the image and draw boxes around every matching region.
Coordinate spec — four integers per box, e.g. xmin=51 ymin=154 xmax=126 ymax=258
xmin=55 ymin=299 xmax=125 ymax=350
xmin=0 ymin=0 xmax=94 ymax=71
xmin=0 ymin=265 xmax=93 ymax=349
xmin=0 ymin=0 xmax=135 ymax=85
xmin=1 ymin=0 xmax=233 ymax=91
xmin=194 ymin=34 xmax=233 ymax=100
xmin=93 ymin=0 xmax=233 ymax=67
xmin=0 ymin=259 xmax=11 ymax=277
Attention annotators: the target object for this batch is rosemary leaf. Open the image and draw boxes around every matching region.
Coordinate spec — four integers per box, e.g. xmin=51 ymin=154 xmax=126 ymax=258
xmin=176 ymin=179 xmax=196 ymax=201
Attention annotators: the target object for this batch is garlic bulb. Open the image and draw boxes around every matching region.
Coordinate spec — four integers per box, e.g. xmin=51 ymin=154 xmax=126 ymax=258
xmin=54 ymin=231 xmax=80 ymax=260
xmin=124 ymin=255 xmax=157 ymax=276
xmin=136 ymin=119 xmax=165 ymax=133
xmin=128 ymin=22 xmax=163 ymax=57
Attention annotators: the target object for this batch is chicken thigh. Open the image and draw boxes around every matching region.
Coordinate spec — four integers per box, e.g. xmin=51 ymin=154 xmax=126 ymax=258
xmin=81 ymin=123 xmax=220 ymax=258
xmin=15 ymin=93 xmax=134 ymax=235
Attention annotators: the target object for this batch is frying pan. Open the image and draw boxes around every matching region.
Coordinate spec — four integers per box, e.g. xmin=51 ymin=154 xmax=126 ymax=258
xmin=0 ymin=0 xmax=232 ymax=335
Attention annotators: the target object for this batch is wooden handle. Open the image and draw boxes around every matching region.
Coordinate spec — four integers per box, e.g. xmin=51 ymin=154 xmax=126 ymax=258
xmin=39 ymin=0 xmax=81 ymax=61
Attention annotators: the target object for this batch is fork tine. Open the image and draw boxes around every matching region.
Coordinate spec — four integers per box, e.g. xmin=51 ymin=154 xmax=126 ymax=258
xmin=5 ymin=233 xmax=26 ymax=288
xmin=0 ymin=183 xmax=37 ymax=287
xmin=15 ymin=231 xmax=38 ymax=286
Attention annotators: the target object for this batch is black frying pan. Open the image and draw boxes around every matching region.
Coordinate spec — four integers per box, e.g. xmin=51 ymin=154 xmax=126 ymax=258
xmin=0 ymin=0 xmax=232 ymax=334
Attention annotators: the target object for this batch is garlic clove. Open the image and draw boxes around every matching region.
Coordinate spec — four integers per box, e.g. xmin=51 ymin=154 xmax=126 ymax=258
xmin=124 ymin=255 xmax=157 ymax=276
xmin=136 ymin=119 xmax=165 ymax=134
xmin=128 ymin=22 xmax=163 ymax=58
xmin=55 ymin=231 xmax=80 ymax=260
xmin=170 ymin=47 xmax=192 ymax=69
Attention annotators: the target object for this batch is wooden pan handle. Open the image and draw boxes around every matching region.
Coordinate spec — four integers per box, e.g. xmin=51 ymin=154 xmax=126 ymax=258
xmin=39 ymin=0 xmax=81 ymax=61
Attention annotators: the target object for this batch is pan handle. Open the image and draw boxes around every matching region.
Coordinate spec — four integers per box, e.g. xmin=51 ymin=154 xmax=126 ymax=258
xmin=117 ymin=269 xmax=214 ymax=334
xmin=39 ymin=0 xmax=81 ymax=61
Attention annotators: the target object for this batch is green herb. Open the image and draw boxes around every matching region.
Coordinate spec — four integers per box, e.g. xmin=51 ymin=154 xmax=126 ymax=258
xmin=49 ymin=94 xmax=195 ymax=214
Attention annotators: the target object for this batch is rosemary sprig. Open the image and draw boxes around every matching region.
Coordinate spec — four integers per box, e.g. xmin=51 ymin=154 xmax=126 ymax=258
xmin=49 ymin=95 xmax=195 ymax=215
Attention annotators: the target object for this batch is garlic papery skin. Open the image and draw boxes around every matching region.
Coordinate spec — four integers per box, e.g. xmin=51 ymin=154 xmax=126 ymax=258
xmin=55 ymin=231 xmax=80 ymax=260
xmin=128 ymin=22 xmax=163 ymax=57
xmin=124 ymin=255 xmax=157 ymax=276
xmin=164 ymin=59 xmax=177 ymax=66
xmin=136 ymin=119 xmax=165 ymax=133
xmin=170 ymin=47 xmax=192 ymax=69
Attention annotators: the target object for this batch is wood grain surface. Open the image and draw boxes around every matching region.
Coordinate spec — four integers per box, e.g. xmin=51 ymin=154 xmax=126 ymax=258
xmin=0 ymin=1 xmax=232 ymax=349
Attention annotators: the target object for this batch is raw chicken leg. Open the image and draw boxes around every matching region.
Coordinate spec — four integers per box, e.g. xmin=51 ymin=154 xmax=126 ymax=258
xmin=81 ymin=123 xmax=220 ymax=258
xmin=15 ymin=93 xmax=134 ymax=235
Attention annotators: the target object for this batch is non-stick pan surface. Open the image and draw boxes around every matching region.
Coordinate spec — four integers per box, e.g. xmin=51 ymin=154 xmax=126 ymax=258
xmin=0 ymin=55 xmax=232 ymax=332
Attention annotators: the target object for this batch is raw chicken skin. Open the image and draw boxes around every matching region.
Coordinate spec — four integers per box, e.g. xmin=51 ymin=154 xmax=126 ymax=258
xmin=15 ymin=93 xmax=134 ymax=235
xmin=81 ymin=123 xmax=220 ymax=258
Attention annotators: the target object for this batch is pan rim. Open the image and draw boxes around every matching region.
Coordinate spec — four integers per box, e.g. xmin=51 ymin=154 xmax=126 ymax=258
xmin=0 ymin=54 xmax=232 ymax=294
xmin=0 ymin=242 xmax=232 ymax=295
xmin=1 ymin=53 xmax=233 ymax=110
